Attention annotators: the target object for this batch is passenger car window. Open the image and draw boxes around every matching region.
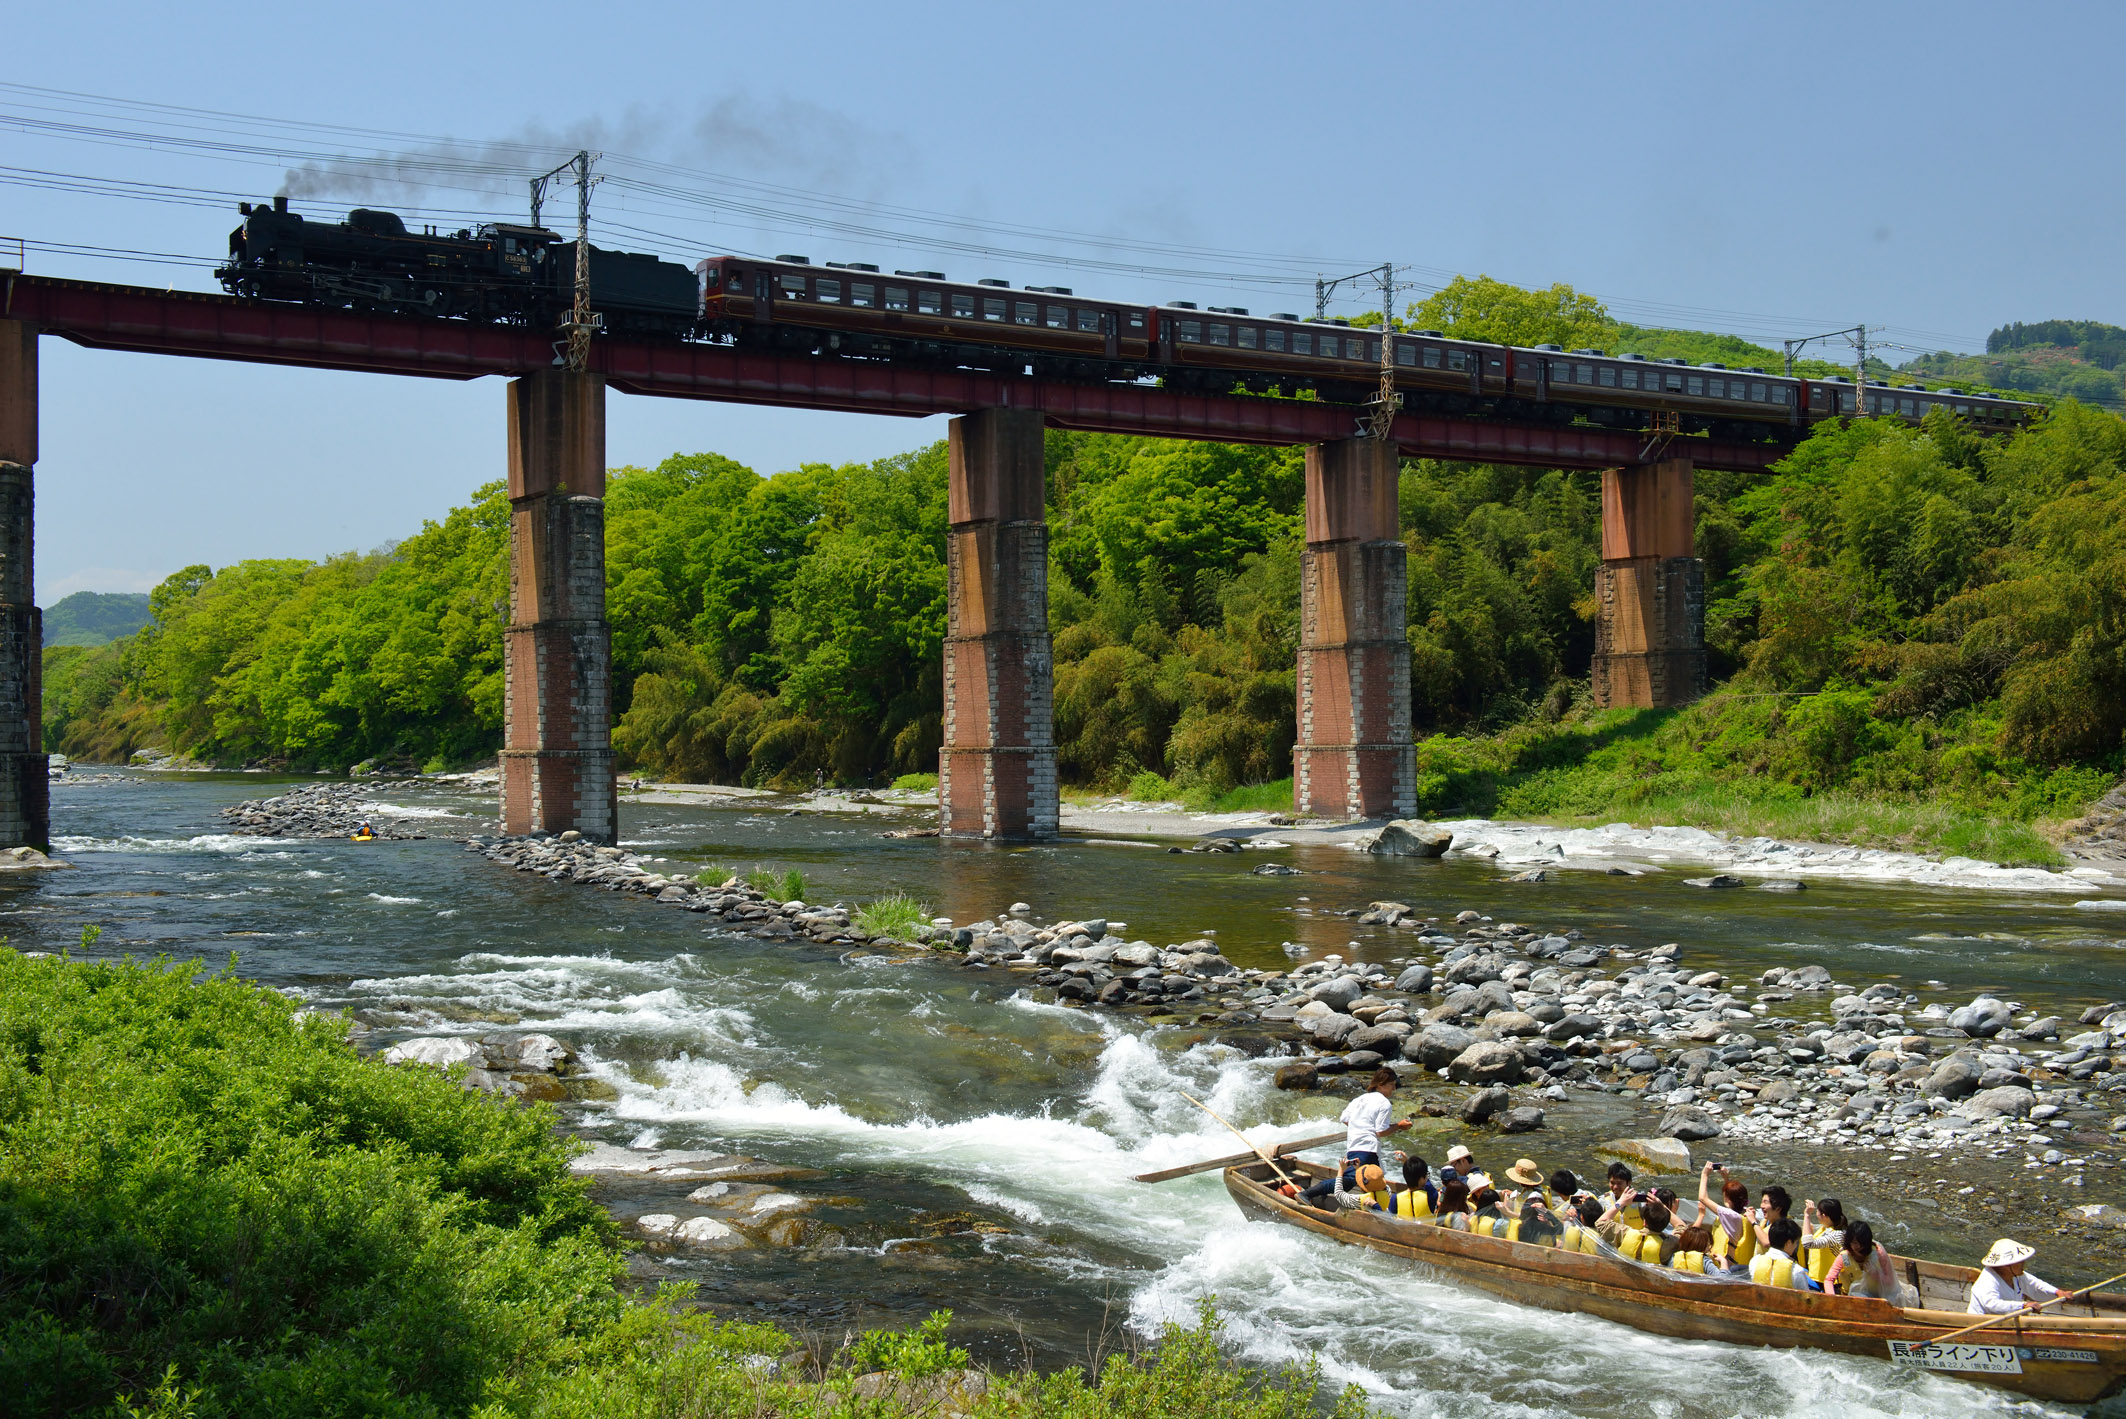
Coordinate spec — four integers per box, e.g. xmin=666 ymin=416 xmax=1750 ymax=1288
xmin=850 ymin=283 xmax=874 ymax=308
xmin=1423 ymin=346 xmax=1441 ymax=368
xmin=1077 ymin=309 xmax=1100 ymax=332
xmin=884 ymin=286 xmax=910 ymax=311
xmin=1266 ymin=329 xmax=1285 ymax=351
xmin=1177 ymin=320 xmax=1201 ymax=343
xmin=948 ymin=292 xmax=971 ymax=317
xmin=1317 ymin=335 xmax=1337 ymax=358
xmin=1599 ymin=366 xmax=1616 ymax=387
xmin=1446 ymin=348 xmax=1465 ymax=371
xmin=982 ymin=297 xmax=1006 ymax=321
xmin=1208 ymin=323 xmax=1229 ymax=345
xmin=1239 ymin=326 xmax=1258 ymax=349
xmin=1294 ymin=332 xmax=1313 ymax=355
xmin=1047 ymin=306 xmax=1068 ymax=329
xmin=1396 ymin=342 xmax=1414 ymax=365
xmin=779 ymin=273 xmax=808 ymax=297
xmin=1014 ymin=301 xmax=1038 ymax=325
xmin=817 ymin=279 xmax=841 ymax=304
xmin=1750 ymin=382 xmax=1766 ymax=401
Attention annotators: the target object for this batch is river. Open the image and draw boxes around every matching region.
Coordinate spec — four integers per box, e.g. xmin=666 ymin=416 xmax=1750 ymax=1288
xmin=32 ymin=770 xmax=2126 ymax=1418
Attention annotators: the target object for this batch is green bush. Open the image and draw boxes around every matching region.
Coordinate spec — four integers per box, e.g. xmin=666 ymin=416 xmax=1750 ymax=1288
xmin=842 ymin=1309 xmax=967 ymax=1380
xmin=0 ymin=950 xmax=619 ymax=1419
xmin=1126 ymin=769 xmax=1175 ymax=801
xmin=890 ymin=772 xmax=938 ymax=791
xmin=743 ymin=867 xmax=805 ymax=902
xmin=852 ymin=893 xmax=929 ymax=940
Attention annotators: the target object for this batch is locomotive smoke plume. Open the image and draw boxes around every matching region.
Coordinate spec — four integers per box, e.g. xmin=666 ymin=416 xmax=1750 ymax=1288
xmin=278 ymin=95 xmax=904 ymax=212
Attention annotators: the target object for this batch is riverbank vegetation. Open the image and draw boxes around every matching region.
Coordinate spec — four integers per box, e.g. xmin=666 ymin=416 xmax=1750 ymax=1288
xmin=37 ymin=279 xmax=2126 ymax=858
xmin=0 ymin=949 xmax=1373 ymax=1419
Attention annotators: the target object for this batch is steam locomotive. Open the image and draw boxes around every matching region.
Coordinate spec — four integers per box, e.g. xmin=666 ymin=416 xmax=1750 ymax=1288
xmin=215 ymin=200 xmax=2040 ymax=438
xmin=214 ymin=196 xmax=698 ymax=336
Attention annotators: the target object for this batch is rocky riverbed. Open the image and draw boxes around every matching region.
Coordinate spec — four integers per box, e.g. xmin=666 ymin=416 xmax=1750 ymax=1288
xmin=222 ymin=781 xmax=441 ymax=839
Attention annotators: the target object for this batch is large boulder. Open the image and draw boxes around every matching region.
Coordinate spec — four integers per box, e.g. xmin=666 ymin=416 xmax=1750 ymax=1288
xmin=1949 ymin=996 xmax=2013 ymax=1038
xmin=1486 ymin=1010 xmax=1542 ymax=1037
xmin=1471 ymin=980 xmax=1518 ymax=1017
xmin=1349 ymin=1024 xmax=1412 ymax=1055
xmin=1601 ymin=1136 xmax=1694 ymax=1172
xmin=1461 ymin=1085 xmax=1511 ymax=1124
xmin=1357 ymin=820 xmax=1454 ymax=857
xmin=1403 ymin=1024 xmax=1476 ymax=1070
xmin=1922 ymin=1055 xmax=1982 ymax=1099
xmin=383 ymin=1037 xmax=486 ymax=1069
xmin=1656 ymin=1107 xmax=1722 ymax=1142
xmin=1309 ymin=975 xmax=1364 ymax=1012
xmin=1444 ymin=951 xmax=1506 ymax=986
xmin=1394 ymin=963 xmax=1435 ymax=994
xmin=1447 ymin=1041 xmax=1527 ymax=1086
xmin=1542 ymin=1012 xmax=1602 ymax=1043
xmin=1309 ymin=1012 xmax=1363 ymax=1048
xmin=1964 ymin=1086 xmax=2036 ymax=1119
xmin=1498 ymin=1105 xmax=1546 ymax=1134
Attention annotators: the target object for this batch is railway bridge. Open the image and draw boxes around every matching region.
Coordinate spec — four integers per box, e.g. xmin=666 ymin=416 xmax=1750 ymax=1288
xmin=0 ymin=272 xmax=1788 ymax=846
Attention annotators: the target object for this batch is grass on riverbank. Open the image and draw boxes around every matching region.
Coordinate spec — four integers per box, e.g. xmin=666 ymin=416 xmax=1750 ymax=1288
xmin=853 ymin=892 xmax=929 ymax=939
xmin=0 ymin=948 xmax=1380 ymax=1419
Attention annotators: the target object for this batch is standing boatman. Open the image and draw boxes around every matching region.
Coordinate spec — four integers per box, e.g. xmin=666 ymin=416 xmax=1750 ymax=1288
xmin=1302 ymin=1066 xmax=1413 ymax=1209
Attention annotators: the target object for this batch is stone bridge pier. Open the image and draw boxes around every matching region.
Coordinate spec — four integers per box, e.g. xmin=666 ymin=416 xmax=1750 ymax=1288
xmin=501 ymin=369 xmax=617 ymax=842
xmin=0 ymin=320 xmax=47 ymax=848
xmin=940 ymin=408 xmax=1056 ymax=839
xmin=1293 ymin=437 xmax=1414 ymax=819
xmin=1591 ymin=457 xmax=1705 ymax=708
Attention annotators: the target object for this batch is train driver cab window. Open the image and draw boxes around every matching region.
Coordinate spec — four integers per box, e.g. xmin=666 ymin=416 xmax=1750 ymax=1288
xmin=1208 ymin=323 xmax=1229 ymax=345
xmin=816 ymin=279 xmax=841 ymax=304
xmin=982 ymin=297 xmax=1006 ymax=321
xmin=1077 ymin=308 xmax=1100 ymax=332
xmin=1239 ymin=326 xmax=1258 ymax=348
xmin=1599 ymin=366 xmax=1616 ymax=387
xmin=1177 ymin=320 xmax=1201 ymax=343
xmin=850 ymin=283 xmax=875 ymax=308
xmin=1293 ymin=331 xmax=1313 ymax=355
xmin=884 ymin=287 xmax=910 ymax=311
xmin=1423 ymin=346 xmax=1441 ymax=368
xmin=779 ymin=272 xmax=809 ymax=297
xmin=1266 ymin=329 xmax=1285 ymax=351
xmin=1046 ymin=305 xmax=1068 ymax=328
xmin=1014 ymin=301 xmax=1038 ymax=325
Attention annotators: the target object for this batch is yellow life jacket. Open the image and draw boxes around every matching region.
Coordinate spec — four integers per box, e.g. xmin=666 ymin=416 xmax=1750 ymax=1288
xmin=1713 ymin=1218 xmax=1758 ymax=1268
xmin=1615 ymin=1197 xmax=1646 ymax=1231
xmin=1751 ymin=1252 xmax=1802 ymax=1290
xmin=1393 ymin=1189 xmax=1433 ymax=1220
xmin=1672 ymin=1250 xmax=1707 ymax=1274
xmin=1503 ymin=1219 xmax=1523 ymax=1243
xmin=1561 ymin=1225 xmax=1600 ymax=1255
xmin=1620 ymin=1228 xmax=1667 ymax=1265
xmin=1802 ymin=1231 xmax=1838 ymax=1285
xmin=1474 ymin=1214 xmax=1499 ymax=1237
xmin=1368 ymin=1190 xmax=1394 ymax=1212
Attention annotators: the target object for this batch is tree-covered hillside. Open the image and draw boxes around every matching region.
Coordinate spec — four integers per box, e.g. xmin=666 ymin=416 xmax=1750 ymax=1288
xmin=1902 ymin=317 xmax=2126 ymax=409
xmin=40 ymin=591 xmax=149 ymax=648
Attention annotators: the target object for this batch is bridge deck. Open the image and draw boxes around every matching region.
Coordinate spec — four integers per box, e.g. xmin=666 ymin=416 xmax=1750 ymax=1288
xmin=0 ymin=274 xmax=1789 ymax=473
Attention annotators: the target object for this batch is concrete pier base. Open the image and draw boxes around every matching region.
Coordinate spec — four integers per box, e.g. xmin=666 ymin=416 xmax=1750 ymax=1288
xmin=500 ymin=370 xmax=616 ymax=842
xmin=1294 ymin=437 xmax=1413 ymax=820
xmin=1591 ymin=458 xmax=1705 ymax=708
xmin=0 ymin=321 xmax=46 ymax=847
xmin=939 ymin=408 xmax=1056 ymax=839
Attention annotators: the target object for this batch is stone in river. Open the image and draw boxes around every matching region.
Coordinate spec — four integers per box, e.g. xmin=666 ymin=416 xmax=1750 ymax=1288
xmin=1444 ymin=952 xmax=1505 ymax=986
xmin=1542 ymin=1012 xmax=1601 ymax=1043
xmin=1488 ymin=1010 xmax=1542 ymax=1037
xmin=1394 ymin=963 xmax=1434 ymax=993
xmin=1754 ymin=1079 xmax=1799 ymax=1104
xmin=1601 ymin=1136 xmax=1694 ymax=1171
xmin=1097 ymin=979 xmax=1131 ymax=1004
xmin=1497 ymin=1105 xmax=1546 ymax=1134
xmin=1461 ymin=1085 xmax=1510 ymax=1123
xmin=1356 ymin=820 xmax=1454 ymax=857
xmin=1655 ymin=1107 xmax=1722 ymax=1143
xmin=1683 ymin=874 xmax=1744 ymax=889
xmin=1348 ymin=1024 xmax=1410 ymax=1055
xmin=1294 ymin=999 xmax=1334 ymax=1024
xmin=1447 ymin=1041 xmax=1526 ymax=1086
xmin=1756 ymin=879 xmax=1806 ymax=891
xmin=1505 ymin=869 xmax=1548 ymax=883
xmin=383 ymin=1037 xmax=486 ymax=1069
xmin=1948 ymin=996 xmax=2013 ymax=1038
xmin=1309 ymin=975 xmax=1364 ymax=1011
xmin=1404 ymin=1023 xmax=1475 ymax=1070
xmin=1922 ymin=1055 xmax=1982 ymax=1099
xmin=1274 ymin=1061 xmax=1319 ymax=1090
xmin=671 ymin=1217 xmax=741 ymax=1247
xmin=1623 ymin=1051 xmax=1661 ymax=1073
xmin=1340 ymin=1050 xmax=1386 ymax=1072
xmin=1310 ymin=1012 xmax=1363 ymax=1047
xmin=1964 ymin=1085 xmax=2036 ymax=1119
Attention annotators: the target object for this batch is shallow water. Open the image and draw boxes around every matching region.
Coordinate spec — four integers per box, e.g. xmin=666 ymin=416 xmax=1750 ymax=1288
xmin=31 ymin=772 xmax=2126 ymax=1418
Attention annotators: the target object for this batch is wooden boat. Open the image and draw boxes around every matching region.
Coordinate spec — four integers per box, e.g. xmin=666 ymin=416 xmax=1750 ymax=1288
xmin=1225 ymin=1160 xmax=2126 ymax=1405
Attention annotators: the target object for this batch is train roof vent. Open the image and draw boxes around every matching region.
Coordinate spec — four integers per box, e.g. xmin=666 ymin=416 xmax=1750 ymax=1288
xmin=1738 ymin=366 xmax=1765 ymax=374
xmin=1700 ymin=361 xmax=1727 ymax=369
xmin=1938 ymin=386 xmax=1963 ymax=394
xmin=1271 ymin=313 xmax=1300 ymax=321
xmin=1331 ymin=317 xmax=1351 ymax=326
xmin=1533 ymin=343 xmax=1563 ymax=352
xmin=1026 ymin=285 xmax=1073 ymax=294
xmin=1569 ymin=347 xmax=1604 ymax=355
xmin=1822 ymin=374 xmax=1850 ymax=383
xmin=1168 ymin=300 xmax=1199 ymax=309
xmin=1660 ymin=357 xmax=1689 ymax=365
xmin=1618 ymin=353 xmax=1647 ymax=361
xmin=1868 ymin=378 xmax=1890 ymax=385
xmin=977 ymin=278 xmax=1011 ymax=287
xmin=894 ymin=270 xmax=947 ymax=280
xmin=1208 ymin=305 xmax=1249 ymax=315
xmin=774 ymin=254 xmax=811 ymax=264
xmin=846 ymin=262 xmax=879 ymax=272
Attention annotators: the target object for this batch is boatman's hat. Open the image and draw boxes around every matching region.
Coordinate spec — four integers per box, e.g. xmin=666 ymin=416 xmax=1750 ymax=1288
xmin=1984 ymin=1238 xmax=2036 ymax=1268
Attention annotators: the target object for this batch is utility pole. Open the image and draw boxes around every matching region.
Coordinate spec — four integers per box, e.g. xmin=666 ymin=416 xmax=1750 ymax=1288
xmin=1854 ymin=324 xmax=1867 ymax=415
xmin=1371 ymin=262 xmax=1398 ymax=441
xmin=531 ymin=151 xmax=603 ymax=373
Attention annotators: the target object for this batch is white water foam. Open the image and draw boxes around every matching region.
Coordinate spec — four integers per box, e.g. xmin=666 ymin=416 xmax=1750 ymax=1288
xmin=365 ymin=893 xmax=422 ymax=905
xmin=53 ymin=833 xmax=304 ymax=854
xmin=357 ymin=801 xmax=469 ymax=820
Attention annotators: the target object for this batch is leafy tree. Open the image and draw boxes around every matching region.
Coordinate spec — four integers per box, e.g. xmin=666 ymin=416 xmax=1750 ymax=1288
xmin=1408 ymin=275 xmax=1618 ymax=350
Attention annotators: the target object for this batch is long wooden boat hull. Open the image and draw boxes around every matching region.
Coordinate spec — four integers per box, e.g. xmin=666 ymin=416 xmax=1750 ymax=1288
xmin=1225 ymin=1163 xmax=2126 ymax=1406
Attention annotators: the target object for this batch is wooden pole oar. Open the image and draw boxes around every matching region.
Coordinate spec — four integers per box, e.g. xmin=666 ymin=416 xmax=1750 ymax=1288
xmin=1919 ymin=1268 xmax=2126 ymax=1349
xmin=1133 ymin=1129 xmax=1346 ymax=1184
xmin=1175 ymin=1091 xmax=1311 ymax=1194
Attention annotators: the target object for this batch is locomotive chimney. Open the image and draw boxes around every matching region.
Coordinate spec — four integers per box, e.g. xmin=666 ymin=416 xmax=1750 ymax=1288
xmin=273 ymin=194 xmax=288 ymax=213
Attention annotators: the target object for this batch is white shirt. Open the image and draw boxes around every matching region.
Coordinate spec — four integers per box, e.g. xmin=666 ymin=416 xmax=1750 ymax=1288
xmin=1969 ymin=1267 xmax=2061 ymax=1315
xmin=1340 ymin=1091 xmax=1393 ymax=1156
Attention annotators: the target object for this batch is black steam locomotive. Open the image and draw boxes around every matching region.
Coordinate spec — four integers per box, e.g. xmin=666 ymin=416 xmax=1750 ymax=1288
xmin=214 ymin=196 xmax=698 ymax=336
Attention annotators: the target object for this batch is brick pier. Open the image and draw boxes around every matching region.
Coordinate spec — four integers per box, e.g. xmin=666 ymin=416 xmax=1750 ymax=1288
xmin=1294 ymin=437 xmax=1413 ymax=819
xmin=0 ymin=321 xmax=46 ymax=847
xmin=1590 ymin=457 xmax=1705 ymax=708
xmin=500 ymin=370 xmax=617 ymax=841
xmin=939 ymin=408 xmax=1056 ymax=839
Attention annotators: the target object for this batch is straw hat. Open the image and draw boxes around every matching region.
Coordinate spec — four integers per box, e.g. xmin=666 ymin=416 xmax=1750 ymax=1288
xmin=1983 ymin=1238 xmax=2036 ymax=1269
xmin=1505 ymin=1158 xmax=1543 ymax=1187
xmin=1446 ymin=1144 xmax=1472 ymax=1163
xmin=1355 ymin=1164 xmax=1386 ymax=1193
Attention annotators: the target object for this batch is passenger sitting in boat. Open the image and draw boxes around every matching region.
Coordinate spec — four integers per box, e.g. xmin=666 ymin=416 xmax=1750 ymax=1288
xmin=1671 ymin=1222 xmax=1716 ymax=1273
xmin=1799 ymin=1198 xmax=1847 ymax=1289
xmin=1343 ymin=1163 xmax=1389 ymax=1212
xmin=1546 ymin=1168 xmax=1585 ymax=1210
xmin=1697 ymin=1163 xmax=1758 ymax=1274
xmin=1301 ymin=1067 xmax=1410 ymax=1209
xmin=1390 ymin=1156 xmax=1438 ymax=1218
xmin=1435 ymin=1178 xmax=1473 ymax=1230
xmin=1619 ymin=1199 xmax=1677 ymax=1266
xmin=1472 ymin=1186 xmax=1513 ymax=1237
xmin=1443 ymin=1143 xmax=1485 ymax=1192
xmin=1502 ymin=1157 xmax=1544 ymax=1207
xmin=1597 ymin=1162 xmax=1646 ymax=1245
xmin=1967 ymin=1237 xmax=2074 ymax=1315
xmin=1824 ymin=1220 xmax=1919 ymax=1306
xmin=1749 ymin=1219 xmax=1819 ymax=1291
xmin=1515 ymin=1195 xmax=1566 ymax=1247
xmin=1559 ymin=1196 xmax=1604 ymax=1254
xmin=1752 ymin=1185 xmax=1793 ymax=1251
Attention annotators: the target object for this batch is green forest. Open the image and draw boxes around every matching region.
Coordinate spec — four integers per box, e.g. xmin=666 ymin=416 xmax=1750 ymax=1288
xmin=42 ymin=281 xmax=2126 ymax=860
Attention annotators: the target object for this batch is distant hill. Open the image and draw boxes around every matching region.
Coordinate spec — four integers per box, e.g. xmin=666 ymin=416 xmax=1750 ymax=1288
xmin=42 ymin=591 xmax=150 ymax=647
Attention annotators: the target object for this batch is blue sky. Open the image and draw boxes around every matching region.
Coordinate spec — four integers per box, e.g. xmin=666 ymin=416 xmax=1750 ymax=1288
xmin=8 ymin=0 xmax=2120 ymax=601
